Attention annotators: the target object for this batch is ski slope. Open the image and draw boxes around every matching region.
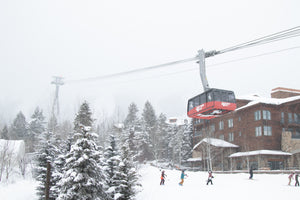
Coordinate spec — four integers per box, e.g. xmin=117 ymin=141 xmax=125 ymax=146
xmin=136 ymin=164 xmax=299 ymax=200
xmin=0 ymin=164 xmax=299 ymax=200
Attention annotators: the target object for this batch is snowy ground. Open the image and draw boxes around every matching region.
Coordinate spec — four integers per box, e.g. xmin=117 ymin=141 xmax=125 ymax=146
xmin=136 ymin=164 xmax=299 ymax=200
xmin=0 ymin=179 xmax=38 ymax=200
xmin=0 ymin=164 xmax=299 ymax=200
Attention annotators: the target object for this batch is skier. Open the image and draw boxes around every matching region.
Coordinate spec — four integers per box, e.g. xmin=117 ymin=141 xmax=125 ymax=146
xmin=206 ymin=170 xmax=214 ymax=185
xmin=249 ymin=167 xmax=253 ymax=179
xmin=160 ymin=170 xmax=167 ymax=185
xmin=288 ymin=172 xmax=294 ymax=185
xmin=295 ymin=173 xmax=299 ymax=186
xmin=179 ymin=170 xmax=188 ymax=186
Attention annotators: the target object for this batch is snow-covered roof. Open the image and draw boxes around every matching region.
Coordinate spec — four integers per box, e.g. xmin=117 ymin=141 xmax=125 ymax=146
xmin=229 ymin=150 xmax=292 ymax=158
xmin=193 ymin=138 xmax=239 ymax=150
xmin=114 ymin=123 xmax=124 ymax=129
xmin=167 ymin=117 xmax=189 ymax=126
xmin=235 ymin=94 xmax=300 ymax=111
xmin=187 ymin=157 xmax=202 ymax=162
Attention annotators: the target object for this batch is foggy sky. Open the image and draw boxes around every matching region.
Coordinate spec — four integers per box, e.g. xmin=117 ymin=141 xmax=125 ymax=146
xmin=1 ymin=0 xmax=300 ymax=125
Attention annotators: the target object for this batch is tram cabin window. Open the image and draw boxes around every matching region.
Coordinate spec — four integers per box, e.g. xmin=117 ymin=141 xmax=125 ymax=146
xmin=207 ymin=92 xmax=213 ymax=102
xmin=228 ymin=92 xmax=235 ymax=103
xmin=188 ymin=101 xmax=194 ymax=111
xmin=200 ymin=93 xmax=206 ymax=105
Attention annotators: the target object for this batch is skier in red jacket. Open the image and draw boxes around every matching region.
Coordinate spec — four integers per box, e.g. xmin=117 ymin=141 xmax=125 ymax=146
xmin=160 ymin=170 xmax=167 ymax=185
xmin=207 ymin=170 xmax=214 ymax=185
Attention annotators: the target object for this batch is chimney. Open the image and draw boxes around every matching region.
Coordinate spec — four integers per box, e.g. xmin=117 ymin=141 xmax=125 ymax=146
xmin=271 ymin=87 xmax=300 ymax=98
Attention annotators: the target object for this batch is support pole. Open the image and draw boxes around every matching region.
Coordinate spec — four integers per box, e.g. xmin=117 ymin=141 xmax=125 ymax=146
xmin=198 ymin=49 xmax=210 ymax=91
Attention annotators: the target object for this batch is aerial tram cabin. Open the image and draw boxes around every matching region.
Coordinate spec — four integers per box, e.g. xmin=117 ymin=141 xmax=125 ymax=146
xmin=187 ymin=88 xmax=236 ymax=119
xmin=187 ymin=50 xmax=237 ymax=120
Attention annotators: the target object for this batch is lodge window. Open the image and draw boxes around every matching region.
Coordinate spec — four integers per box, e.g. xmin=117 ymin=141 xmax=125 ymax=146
xmin=210 ymin=124 xmax=215 ymax=132
xmin=229 ymin=132 xmax=234 ymax=142
xmin=219 ymin=134 xmax=224 ymax=140
xmin=292 ymin=128 xmax=300 ymax=139
xmin=288 ymin=113 xmax=293 ymax=123
xmin=263 ymin=126 xmax=272 ymax=136
xmin=254 ymin=110 xmax=261 ymax=121
xmin=268 ymin=161 xmax=283 ymax=170
xmin=262 ymin=110 xmax=271 ymax=120
xmin=219 ymin=121 xmax=224 ymax=130
xmin=255 ymin=126 xmax=262 ymax=137
xmin=281 ymin=112 xmax=284 ymax=124
xmin=228 ymin=119 xmax=233 ymax=128
xmin=194 ymin=130 xmax=202 ymax=137
xmin=294 ymin=113 xmax=299 ymax=123
xmin=239 ymin=131 xmax=242 ymax=137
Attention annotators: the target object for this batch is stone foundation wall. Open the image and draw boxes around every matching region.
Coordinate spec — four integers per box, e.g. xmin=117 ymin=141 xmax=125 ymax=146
xmin=282 ymin=131 xmax=300 ymax=169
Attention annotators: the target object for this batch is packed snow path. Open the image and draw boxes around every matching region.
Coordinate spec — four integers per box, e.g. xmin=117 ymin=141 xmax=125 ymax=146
xmin=136 ymin=165 xmax=299 ymax=200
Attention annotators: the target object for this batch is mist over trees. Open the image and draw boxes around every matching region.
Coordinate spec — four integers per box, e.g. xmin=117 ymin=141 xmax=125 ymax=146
xmin=0 ymin=100 xmax=192 ymax=199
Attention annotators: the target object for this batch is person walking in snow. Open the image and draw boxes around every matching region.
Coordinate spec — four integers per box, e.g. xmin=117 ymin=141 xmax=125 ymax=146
xmin=179 ymin=170 xmax=187 ymax=186
xmin=206 ymin=170 xmax=214 ymax=185
xmin=288 ymin=172 xmax=294 ymax=185
xmin=295 ymin=173 xmax=299 ymax=186
xmin=160 ymin=170 xmax=167 ymax=185
xmin=249 ymin=167 xmax=253 ymax=179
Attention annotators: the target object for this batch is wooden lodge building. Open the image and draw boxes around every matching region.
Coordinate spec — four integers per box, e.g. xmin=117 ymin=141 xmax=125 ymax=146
xmin=191 ymin=87 xmax=300 ymax=171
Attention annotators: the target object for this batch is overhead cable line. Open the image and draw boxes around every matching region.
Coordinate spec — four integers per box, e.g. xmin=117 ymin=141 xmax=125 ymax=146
xmin=71 ymin=46 xmax=300 ymax=85
xmin=209 ymin=45 xmax=300 ymax=67
xmin=66 ymin=26 xmax=300 ymax=83
xmin=217 ymin=26 xmax=300 ymax=55
xmin=66 ymin=57 xmax=198 ymax=83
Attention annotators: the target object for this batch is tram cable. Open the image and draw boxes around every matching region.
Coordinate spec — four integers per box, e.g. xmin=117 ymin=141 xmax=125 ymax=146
xmin=217 ymin=26 xmax=300 ymax=55
xmin=66 ymin=26 xmax=300 ymax=83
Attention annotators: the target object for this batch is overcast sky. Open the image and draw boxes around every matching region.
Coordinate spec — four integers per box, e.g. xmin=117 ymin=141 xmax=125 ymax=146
xmin=1 ymin=0 xmax=300 ymax=124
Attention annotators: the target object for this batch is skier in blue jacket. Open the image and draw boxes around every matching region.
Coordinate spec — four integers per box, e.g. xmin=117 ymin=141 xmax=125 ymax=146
xmin=179 ymin=170 xmax=188 ymax=185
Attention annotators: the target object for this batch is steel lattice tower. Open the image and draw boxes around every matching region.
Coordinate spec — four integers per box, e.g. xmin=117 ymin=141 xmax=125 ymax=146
xmin=51 ymin=76 xmax=64 ymax=118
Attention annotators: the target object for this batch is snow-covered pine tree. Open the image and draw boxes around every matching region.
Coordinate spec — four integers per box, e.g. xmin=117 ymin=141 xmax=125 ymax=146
xmin=51 ymin=132 xmax=70 ymax=199
xmin=48 ymin=115 xmax=58 ymax=134
xmin=123 ymin=102 xmax=140 ymax=161
xmin=10 ymin=111 xmax=27 ymax=140
xmin=51 ymin=151 xmax=64 ymax=199
xmin=57 ymin=120 xmax=73 ymax=140
xmin=142 ymin=101 xmax=157 ymax=144
xmin=139 ymin=101 xmax=157 ymax=161
xmin=57 ymin=126 xmax=107 ymax=200
xmin=166 ymin=122 xmax=184 ymax=165
xmin=180 ymin=121 xmax=193 ymax=165
xmin=104 ymin=134 xmax=121 ymax=200
xmin=0 ymin=125 xmax=9 ymax=140
xmin=35 ymin=131 xmax=58 ymax=200
xmin=28 ymin=107 xmax=46 ymax=152
xmin=135 ymin=122 xmax=152 ymax=163
xmin=116 ymin=141 xmax=140 ymax=200
xmin=156 ymin=113 xmax=169 ymax=161
xmin=124 ymin=103 xmax=139 ymax=126
xmin=73 ymin=101 xmax=94 ymax=133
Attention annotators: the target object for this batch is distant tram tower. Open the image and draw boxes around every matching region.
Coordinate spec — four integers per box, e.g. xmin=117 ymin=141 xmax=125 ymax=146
xmin=51 ymin=76 xmax=64 ymax=118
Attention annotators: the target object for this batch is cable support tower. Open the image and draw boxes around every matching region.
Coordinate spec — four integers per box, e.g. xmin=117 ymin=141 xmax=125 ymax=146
xmin=51 ymin=76 xmax=64 ymax=119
